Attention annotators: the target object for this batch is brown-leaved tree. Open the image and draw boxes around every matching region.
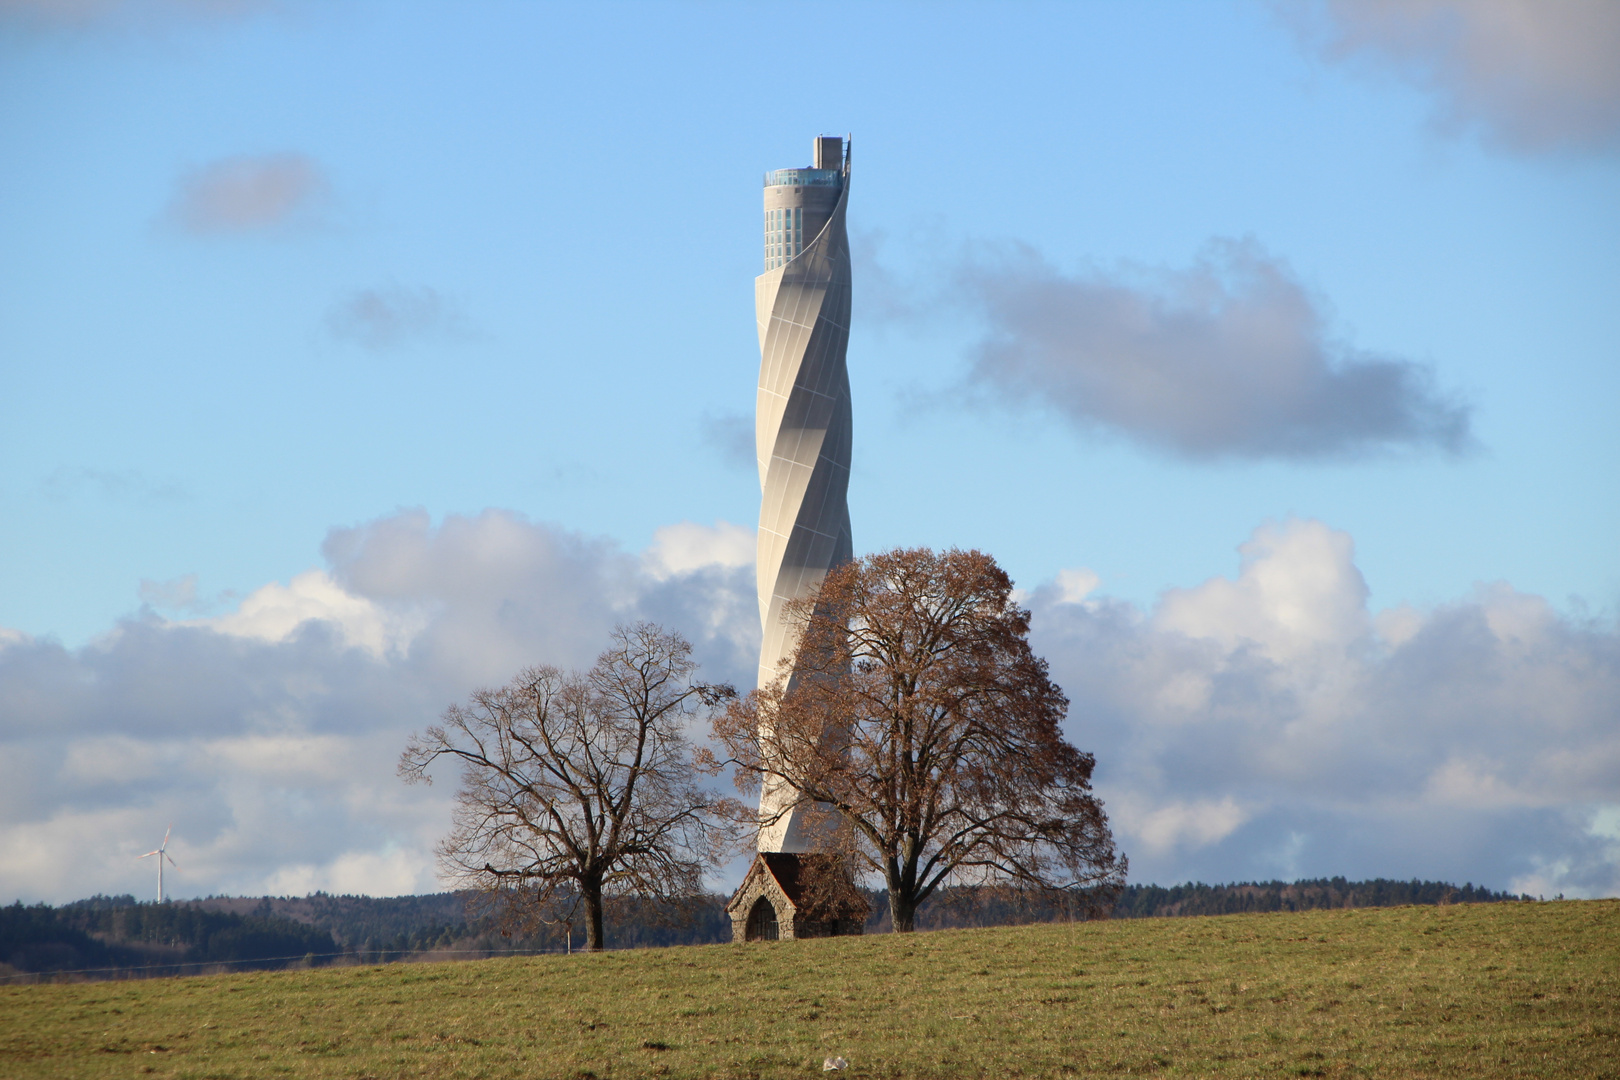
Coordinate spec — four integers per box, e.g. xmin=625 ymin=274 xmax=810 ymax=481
xmin=400 ymin=623 xmax=740 ymax=951
xmin=712 ymin=547 xmax=1125 ymax=932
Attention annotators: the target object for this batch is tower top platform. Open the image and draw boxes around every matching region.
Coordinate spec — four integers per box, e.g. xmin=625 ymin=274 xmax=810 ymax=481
xmin=763 ymin=167 xmax=841 ymax=188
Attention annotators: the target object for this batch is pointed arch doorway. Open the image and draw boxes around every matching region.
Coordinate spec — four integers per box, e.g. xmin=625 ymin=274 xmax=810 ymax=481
xmin=745 ymin=897 xmax=780 ymax=941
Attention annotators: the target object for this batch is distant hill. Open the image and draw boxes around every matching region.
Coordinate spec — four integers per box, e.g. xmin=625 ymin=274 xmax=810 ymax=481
xmin=3 ymin=877 xmax=1535 ymax=982
xmin=1 ymin=896 xmax=338 ymax=981
xmin=189 ymin=891 xmax=731 ymax=958
xmin=1108 ymin=877 xmax=1532 ymax=919
xmin=873 ymin=876 xmax=1531 ymax=932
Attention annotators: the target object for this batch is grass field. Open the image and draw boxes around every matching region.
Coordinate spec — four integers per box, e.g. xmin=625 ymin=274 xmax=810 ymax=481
xmin=2 ymin=899 xmax=1615 ymax=1079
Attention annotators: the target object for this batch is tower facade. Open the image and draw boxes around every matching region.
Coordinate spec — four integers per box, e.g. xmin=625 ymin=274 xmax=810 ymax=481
xmin=754 ymin=135 xmax=853 ymax=852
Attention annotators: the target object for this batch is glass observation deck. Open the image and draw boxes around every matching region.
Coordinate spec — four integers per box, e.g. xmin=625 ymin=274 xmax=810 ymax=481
xmin=763 ymin=168 xmax=841 ymax=188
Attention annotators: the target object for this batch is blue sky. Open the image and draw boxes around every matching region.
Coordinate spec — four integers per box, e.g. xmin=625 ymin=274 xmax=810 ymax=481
xmin=2 ymin=0 xmax=1617 ymax=904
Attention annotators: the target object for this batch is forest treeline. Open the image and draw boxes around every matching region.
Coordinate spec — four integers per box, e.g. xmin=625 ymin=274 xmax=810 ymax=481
xmin=0 ymin=893 xmax=731 ymax=981
xmin=1108 ymin=878 xmax=1531 ymax=919
xmin=0 ymin=897 xmax=338 ymax=981
xmin=874 ymin=876 xmax=1532 ymax=931
xmin=3 ymin=877 xmax=1534 ymax=981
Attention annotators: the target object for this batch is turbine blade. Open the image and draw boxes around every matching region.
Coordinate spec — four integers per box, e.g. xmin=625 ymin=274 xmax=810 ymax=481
xmin=166 ymin=855 xmax=179 ymax=869
xmin=161 ymin=825 xmax=172 ymax=848
xmin=138 ymin=851 xmax=158 ymax=859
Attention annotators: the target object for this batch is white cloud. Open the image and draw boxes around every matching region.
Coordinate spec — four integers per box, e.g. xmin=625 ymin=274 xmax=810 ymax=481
xmin=194 ymin=569 xmax=422 ymax=659
xmin=1128 ymin=797 xmax=1253 ymax=854
xmin=962 ymin=238 xmax=1472 ymax=460
xmin=1154 ymin=519 xmax=1370 ymax=662
xmin=1424 ymin=757 xmax=1545 ymax=809
xmin=1591 ymin=806 xmax=1620 ymax=842
xmin=1053 ymin=568 xmax=1101 ymax=605
xmin=0 ymin=0 xmax=273 ymax=32
xmin=325 ymin=286 xmax=471 ymax=351
xmin=1373 ymin=604 xmax=1424 ymax=647
xmin=261 ymin=847 xmax=436 ymax=900
xmin=699 ymin=411 xmax=755 ymax=470
xmin=1293 ymin=0 xmax=1620 ymax=155
xmin=201 ymin=733 xmax=361 ymax=785
xmin=166 ymin=153 xmax=329 ymax=234
xmin=0 ymin=804 xmax=172 ymax=903
xmin=643 ymin=520 xmax=755 ymax=580
xmin=60 ymin=735 xmax=170 ymax=785
xmin=1034 ymin=517 xmax=1620 ymax=897
xmin=1511 ymin=806 xmax=1620 ymax=898
xmin=138 ymin=573 xmax=201 ymax=613
xmin=41 ymin=466 xmax=186 ymax=505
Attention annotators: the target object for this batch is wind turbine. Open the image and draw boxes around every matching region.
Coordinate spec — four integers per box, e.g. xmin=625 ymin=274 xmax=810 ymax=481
xmin=138 ymin=825 xmax=178 ymax=903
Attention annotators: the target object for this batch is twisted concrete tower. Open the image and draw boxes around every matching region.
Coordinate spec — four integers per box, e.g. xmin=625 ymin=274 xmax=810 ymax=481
xmin=754 ymin=136 xmax=852 ymax=853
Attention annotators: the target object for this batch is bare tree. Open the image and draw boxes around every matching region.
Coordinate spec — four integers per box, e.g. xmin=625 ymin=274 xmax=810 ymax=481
xmin=712 ymin=547 xmax=1125 ymax=932
xmin=400 ymin=623 xmax=739 ymax=951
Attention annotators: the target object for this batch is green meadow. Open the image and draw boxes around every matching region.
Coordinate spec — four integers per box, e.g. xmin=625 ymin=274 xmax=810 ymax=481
xmin=3 ymin=900 xmax=1615 ymax=1079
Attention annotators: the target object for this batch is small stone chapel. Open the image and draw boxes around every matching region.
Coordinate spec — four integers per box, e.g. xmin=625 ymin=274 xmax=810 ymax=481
xmin=725 ymin=852 xmax=870 ymax=941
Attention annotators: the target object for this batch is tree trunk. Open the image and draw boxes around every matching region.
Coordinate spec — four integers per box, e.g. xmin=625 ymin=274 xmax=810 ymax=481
xmin=889 ymin=890 xmax=917 ymax=933
xmin=583 ymin=883 xmax=607 ymax=951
